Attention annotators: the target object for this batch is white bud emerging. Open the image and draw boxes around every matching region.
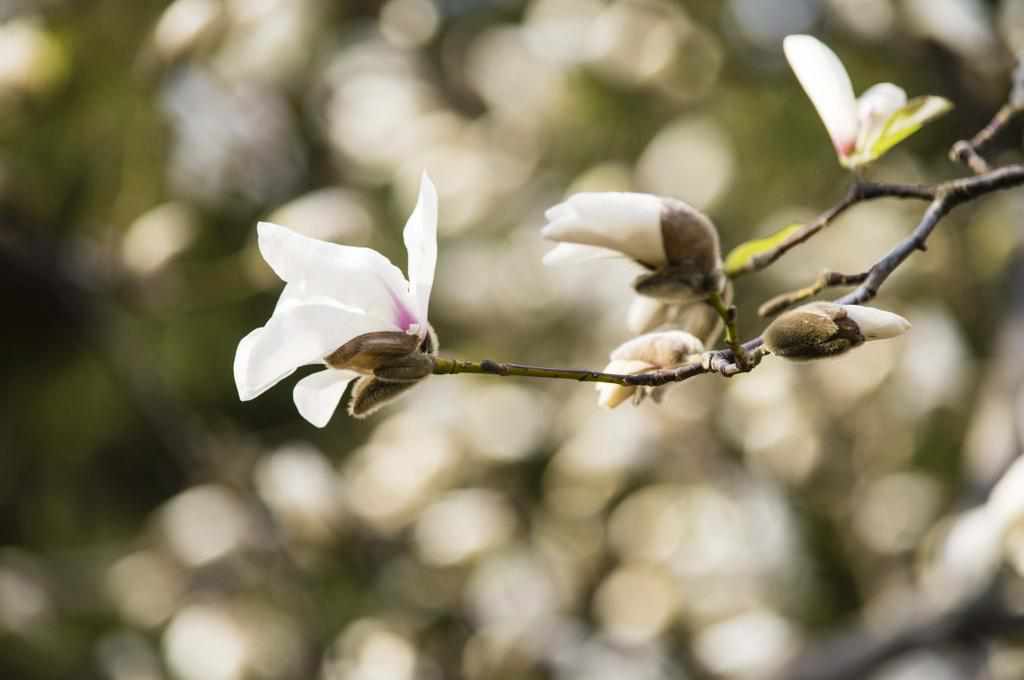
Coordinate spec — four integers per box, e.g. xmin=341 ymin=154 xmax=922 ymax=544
xmin=596 ymin=359 xmax=653 ymax=409
xmin=841 ymin=304 xmax=912 ymax=340
xmin=763 ymin=302 xmax=909 ymax=361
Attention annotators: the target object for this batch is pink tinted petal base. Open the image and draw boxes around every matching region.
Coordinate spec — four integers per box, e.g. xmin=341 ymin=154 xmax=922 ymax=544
xmin=389 ymin=289 xmax=419 ymax=333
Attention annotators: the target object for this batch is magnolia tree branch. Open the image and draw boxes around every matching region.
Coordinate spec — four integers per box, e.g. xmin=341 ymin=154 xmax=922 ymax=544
xmin=432 ymin=90 xmax=1024 ymax=389
xmin=951 ymin=60 xmax=1024 ymax=174
xmin=432 ymin=165 xmax=1024 ymax=387
xmin=431 ymin=356 xmax=640 ymax=385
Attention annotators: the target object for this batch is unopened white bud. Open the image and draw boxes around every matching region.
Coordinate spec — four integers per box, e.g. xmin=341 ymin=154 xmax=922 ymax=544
xmin=842 ymin=305 xmax=912 ymax=340
xmin=542 ymin=192 xmax=723 ymax=302
xmin=763 ymin=302 xmax=909 ymax=361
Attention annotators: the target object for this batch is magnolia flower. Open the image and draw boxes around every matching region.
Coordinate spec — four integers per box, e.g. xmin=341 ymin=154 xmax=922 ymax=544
xmin=234 ymin=173 xmax=439 ymax=426
xmin=762 ymin=302 xmax=910 ymax=361
xmin=596 ymin=330 xmax=704 ymax=408
xmin=783 ymin=34 xmax=952 ymax=168
xmin=542 ymin=192 xmax=725 ymax=303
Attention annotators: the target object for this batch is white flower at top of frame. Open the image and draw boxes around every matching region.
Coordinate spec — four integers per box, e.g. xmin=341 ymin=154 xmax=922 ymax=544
xmin=234 ymin=173 xmax=438 ymax=427
xmin=783 ymin=34 xmax=950 ymax=168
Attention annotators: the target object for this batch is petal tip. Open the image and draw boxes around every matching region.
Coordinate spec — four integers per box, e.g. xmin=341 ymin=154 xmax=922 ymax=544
xmin=843 ymin=305 xmax=911 ymax=340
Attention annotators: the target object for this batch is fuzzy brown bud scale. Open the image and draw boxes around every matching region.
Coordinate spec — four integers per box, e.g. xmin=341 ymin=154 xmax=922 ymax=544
xmin=324 ymin=327 xmax=439 ymax=418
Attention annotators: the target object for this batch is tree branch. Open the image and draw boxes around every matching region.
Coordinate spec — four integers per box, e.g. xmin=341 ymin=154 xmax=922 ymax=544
xmin=432 ymin=93 xmax=1024 ymax=391
xmin=432 ymin=356 xmax=639 ymax=385
xmin=950 ymin=59 xmax=1024 ymax=174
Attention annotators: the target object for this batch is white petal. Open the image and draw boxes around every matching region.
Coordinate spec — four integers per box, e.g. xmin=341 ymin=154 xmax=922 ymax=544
xmin=234 ymin=299 xmax=390 ymax=401
xmin=402 ymin=172 xmax=439 ymax=327
xmin=542 ymin=242 xmax=624 ymax=266
xmin=542 ymin=193 xmax=665 ymax=267
xmin=292 ymin=368 xmax=359 ymax=428
xmin=595 ymin=359 xmax=654 ymax=409
xmin=233 ymin=327 xmax=265 ymax=399
xmin=855 ymin=82 xmax=907 ymax=151
xmin=257 ymin=221 xmax=415 ymax=330
xmin=841 ymin=305 xmax=911 ymax=340
xmin=783 ymin=35 xmax=860 ymax=158
xmin=627 ymin=296 xmax=669 ymax=334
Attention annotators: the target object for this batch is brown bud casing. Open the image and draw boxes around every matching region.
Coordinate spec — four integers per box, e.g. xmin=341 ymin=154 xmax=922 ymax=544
xmin=763 ymin=302 xmax=865 ymax=360
xmin=347 ymin=377 xmax=419 ymax=418
xmin=325 ymin=331 xmax=421 ymax=372
xmin=633 ymin=199 xmax=724 ymax=302
xmin=330 ymin=324 xmax=439 ymax=417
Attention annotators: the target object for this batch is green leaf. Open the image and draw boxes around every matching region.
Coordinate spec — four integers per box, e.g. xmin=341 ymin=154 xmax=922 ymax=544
xmin=723 ymin=223 xmax=803 ymax=277
xmin=844 ymin=96 xmax=953 ymax=167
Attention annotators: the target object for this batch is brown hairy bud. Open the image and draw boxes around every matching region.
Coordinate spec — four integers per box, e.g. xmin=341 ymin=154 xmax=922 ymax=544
xmin=633 ymin=199 xmax=724 ymax=302
xmin=764 ymin=302 xmax=909 ymax=360
xmin=325 ymin=331 xmax=421 ymax=372
xmin=348 ymin=376 xmax=419 ymax=418
xmin=330 ymin=324 xmax=439 ymax=416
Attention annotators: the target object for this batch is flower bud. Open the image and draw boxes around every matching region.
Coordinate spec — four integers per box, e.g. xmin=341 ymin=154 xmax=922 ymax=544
xmin=596 ymin=330 xmax=705 ymax=409
xmin=324 ymin=326 xmax=438 ymax=418
xmin=763 ymin=302 xmax=910 ymax=361
xmin=348 ymin=376 xmax=419 ymax=418
xmin=542 ymin=192 xmax=724 ymax=303
xmin=325 ymin=331 xmax=422 ymax=372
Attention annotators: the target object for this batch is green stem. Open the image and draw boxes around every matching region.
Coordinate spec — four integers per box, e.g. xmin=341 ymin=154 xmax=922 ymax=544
xmin=707 ymin=289 xmax=750 ymax=369
xmin=431 ymin=356 xmax=635 ymax=385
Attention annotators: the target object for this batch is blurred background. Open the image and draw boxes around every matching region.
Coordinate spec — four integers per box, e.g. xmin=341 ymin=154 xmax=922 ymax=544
xmin=3 ymin=0 xmax=1024 ymax=678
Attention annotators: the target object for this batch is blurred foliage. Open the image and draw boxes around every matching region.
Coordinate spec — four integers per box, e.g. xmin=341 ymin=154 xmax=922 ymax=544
xmin=2 ymin=1 xmax=1024 ymax=679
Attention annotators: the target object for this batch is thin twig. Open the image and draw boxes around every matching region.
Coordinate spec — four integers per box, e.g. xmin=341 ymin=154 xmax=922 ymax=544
xmin=730 ymin=180 xmax=934 ymax=278
xmin=951 ymin=104 xmax=1022 ymax=174
xmin=432 ymin=356 xmax=637 ymax=385
xmin=758 ymin=270 xmax=869 ymax=318
xmin=949 ymin=58 xmax=1024 ymax=174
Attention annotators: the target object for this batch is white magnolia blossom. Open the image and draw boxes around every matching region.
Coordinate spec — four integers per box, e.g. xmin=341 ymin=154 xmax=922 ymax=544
xmin=783 ymin=34 xmax=951 ymax=167
xmin=542 ymin=192 xmax=724 ymax=303
xmin=763 ymin=302 xmax=910 ymax=361
xmin=234 ymin=173 xmax=439 ymax=427
xmin=596 ymin=330 xmax=704 ymax=409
